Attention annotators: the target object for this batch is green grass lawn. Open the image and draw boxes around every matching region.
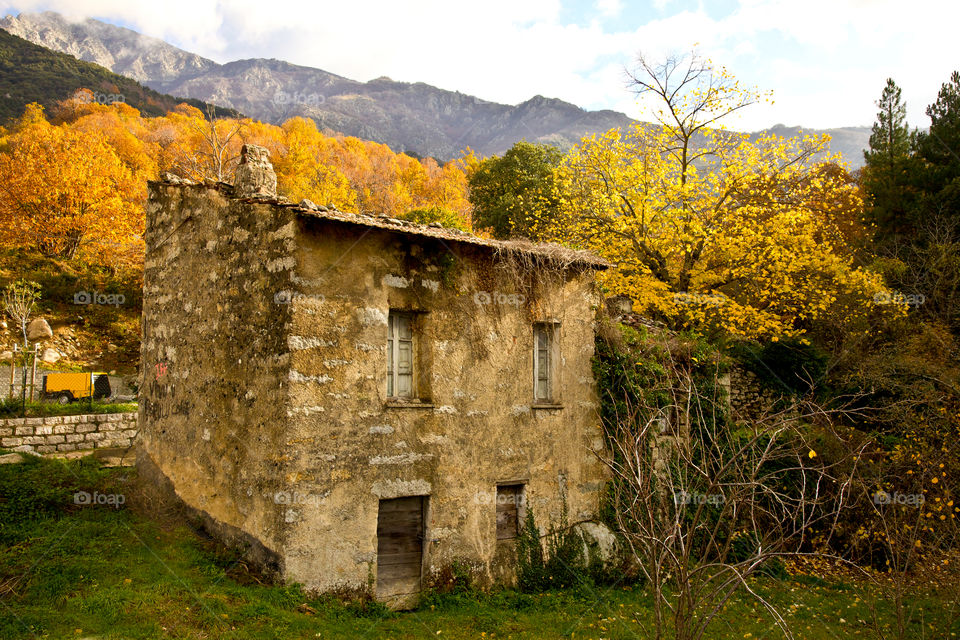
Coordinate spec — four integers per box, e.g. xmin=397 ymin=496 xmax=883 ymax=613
xmin=0 ymin=455 xmax=957 ymax=639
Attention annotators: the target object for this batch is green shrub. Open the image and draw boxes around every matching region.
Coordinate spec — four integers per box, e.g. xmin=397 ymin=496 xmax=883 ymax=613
xmin=516 ymin=508 xmax=593 ymax=593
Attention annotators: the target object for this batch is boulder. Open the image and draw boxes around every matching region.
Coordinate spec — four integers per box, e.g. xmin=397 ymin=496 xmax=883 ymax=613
xmin=233 ymin=145 xmax=277 ymax=198
xmin=573 ymin=521 xmax=622 ymax=570
xmin=40 ymin=348 xmax=61 ymax=364
xmin=0 ymin=350 xmax=12 ymax=361
xmin=26 ymin=318 xmax=52 ymax=341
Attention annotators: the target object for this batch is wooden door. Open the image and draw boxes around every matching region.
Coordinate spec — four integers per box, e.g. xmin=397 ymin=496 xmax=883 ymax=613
xmin=496 ymin=485 xmax=524 ymax=539
xmin=376 ymin=496 xmax=425 ymax=605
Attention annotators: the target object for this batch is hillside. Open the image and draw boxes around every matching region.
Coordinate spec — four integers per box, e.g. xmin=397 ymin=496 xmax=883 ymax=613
xmin=0 ymin=28 xmax=239 ymax=125
xmin=0 ymin=249 xmax=140 ymax=376
xmin=1 ymin=10 xmax=871 ymax=165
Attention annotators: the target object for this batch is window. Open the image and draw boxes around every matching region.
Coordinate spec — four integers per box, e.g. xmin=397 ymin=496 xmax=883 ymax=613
xmin=533 ymin=323 xmax=556 ymax=403
xmin=387 ymin=312 xmax=415 ymax=398
xmin=496 ymin=484 xmax=525 ymax=540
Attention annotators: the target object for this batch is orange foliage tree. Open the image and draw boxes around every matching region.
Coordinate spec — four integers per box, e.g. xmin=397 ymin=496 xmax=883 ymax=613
xmin=0 ymin=95 xmax=474 ymax=268
xmin=0 ymin=104 xmax=144 ymax=264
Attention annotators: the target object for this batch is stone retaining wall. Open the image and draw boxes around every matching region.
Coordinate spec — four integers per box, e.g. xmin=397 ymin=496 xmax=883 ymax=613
xmin=0 ymin=412 xmax=138 ymax=454
xmin=728 ymin=367 xmax=783 ymax=420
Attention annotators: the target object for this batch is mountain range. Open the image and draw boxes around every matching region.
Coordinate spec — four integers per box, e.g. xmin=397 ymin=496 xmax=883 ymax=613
xmin=0 ymin=26 xmax=238 ymax=124
xmin=0 ymin=11 xmax=871 ymax=166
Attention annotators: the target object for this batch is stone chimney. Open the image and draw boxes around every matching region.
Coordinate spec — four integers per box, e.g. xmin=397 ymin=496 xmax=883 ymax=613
xmin=233 ymin=144 xmax=277 ymax=198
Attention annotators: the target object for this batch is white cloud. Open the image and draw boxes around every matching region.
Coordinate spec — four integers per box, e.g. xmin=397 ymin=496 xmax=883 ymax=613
xmin=594 ymin=0 xmax=622 ymax=18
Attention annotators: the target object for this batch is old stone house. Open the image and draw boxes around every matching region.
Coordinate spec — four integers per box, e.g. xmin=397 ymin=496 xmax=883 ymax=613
xmin=137 ymin=146 xmax=609 ymax=607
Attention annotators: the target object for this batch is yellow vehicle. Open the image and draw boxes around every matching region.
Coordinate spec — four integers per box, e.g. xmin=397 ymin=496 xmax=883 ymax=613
xmin=42 ymin=372 xmax=112 ymax=404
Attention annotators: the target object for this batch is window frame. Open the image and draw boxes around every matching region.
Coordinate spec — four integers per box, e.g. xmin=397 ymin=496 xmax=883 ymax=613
xmin=532 ymin=322 xmax=559 ymax=405
xmin=387 ymin=311 xmax=416 ymax=399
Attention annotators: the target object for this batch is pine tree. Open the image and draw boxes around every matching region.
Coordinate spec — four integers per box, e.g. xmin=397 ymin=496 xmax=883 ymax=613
xmin=919 ymin=70 xmax=960 ymax=170
xmin=862 ymin=78 xmax=917 ymax=243
xmin=864 ymin=79 xmax=911 ymax=170
xmin=915 ymin=71 xmax=960 ymax=235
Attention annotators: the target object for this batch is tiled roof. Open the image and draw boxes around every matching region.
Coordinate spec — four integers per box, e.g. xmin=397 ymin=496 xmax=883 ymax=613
xmin=151 ymin=178 xmax=610 ymax=270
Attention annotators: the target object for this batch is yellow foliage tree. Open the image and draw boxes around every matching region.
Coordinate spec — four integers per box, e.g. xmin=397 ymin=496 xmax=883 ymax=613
xmin=541 ymin=53 xmax=898 ymax=339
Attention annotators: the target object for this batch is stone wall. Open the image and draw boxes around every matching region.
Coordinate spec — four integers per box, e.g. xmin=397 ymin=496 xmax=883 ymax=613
xmin=137 ymin=181 xmax=329 ymax=586
xmin=727 ymin=366 xmax=784 ymax=420
xmin=0 ymin=412 xmax=138 ymax=454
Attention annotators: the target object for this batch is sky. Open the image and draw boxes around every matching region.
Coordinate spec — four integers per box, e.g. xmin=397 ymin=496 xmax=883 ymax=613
xmin=1 ymin=0 xmax=957 ymax=131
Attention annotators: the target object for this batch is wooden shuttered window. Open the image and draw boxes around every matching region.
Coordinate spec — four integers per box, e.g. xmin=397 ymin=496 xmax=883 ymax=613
xmin=387 ymin=312 xmax=414 ymax=398
xmin=533 ymin=324 xmax=554 ymax=403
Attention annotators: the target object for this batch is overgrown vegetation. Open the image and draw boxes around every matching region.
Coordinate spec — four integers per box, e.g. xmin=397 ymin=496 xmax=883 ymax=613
xmin=594 ymin=320 xmax=866 ymax=639
xmin=514 ymin=508 xmax=610 ymax=593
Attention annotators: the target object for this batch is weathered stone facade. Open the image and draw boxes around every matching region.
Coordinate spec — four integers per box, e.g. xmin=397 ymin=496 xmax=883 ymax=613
xmin=0 ymin=412 xmax=137 ymax=453
xmin=138 ymin=173 xmax=608 ymax=605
